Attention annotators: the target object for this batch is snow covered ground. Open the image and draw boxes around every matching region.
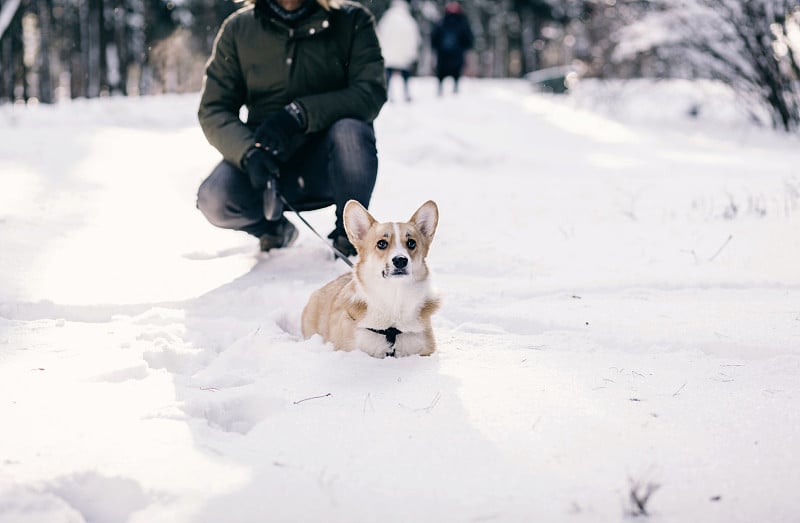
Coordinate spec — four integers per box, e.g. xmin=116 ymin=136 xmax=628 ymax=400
xmin=1 ymin=77 xmax=799 ymax=522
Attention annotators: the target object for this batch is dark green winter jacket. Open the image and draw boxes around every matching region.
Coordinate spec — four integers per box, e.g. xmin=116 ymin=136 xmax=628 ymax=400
xmin=198 ymin=0 xmax=387 ymax=168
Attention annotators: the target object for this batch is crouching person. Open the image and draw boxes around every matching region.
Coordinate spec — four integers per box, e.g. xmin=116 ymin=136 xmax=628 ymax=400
xmin=196 ymin=0 xmax=387 ymax=256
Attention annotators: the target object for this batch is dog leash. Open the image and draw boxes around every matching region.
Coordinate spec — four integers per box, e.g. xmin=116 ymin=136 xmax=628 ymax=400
xmin=278 ymin=194 xmax=354 ymax=268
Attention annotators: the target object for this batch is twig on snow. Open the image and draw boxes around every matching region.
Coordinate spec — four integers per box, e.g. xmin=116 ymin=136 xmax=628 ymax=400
xmin=673 ymin=382 xmax=687 ymax=397
xmin=363 ymin=393 xmax=374 ymax=414
xmin=523 ymin=345 xmax=548 ymax=351
xmin=416 ymin=391 xmax=441 ymax=412
xmin=293 ymin=392 xmax=331 ymax=405
xmin=627 ymin=478 xmax=660 ymax=517
xmin=399 ymin=392 xmax=442 ymax=412
xmin=681 ymin=248 xmax=700 ymax=264
xmin=708 ymin=234 xmax=733 ymax=262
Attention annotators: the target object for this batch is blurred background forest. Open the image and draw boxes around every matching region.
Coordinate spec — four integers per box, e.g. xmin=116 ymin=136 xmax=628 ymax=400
xmin=0 ymin=0 xmax=798 ymax=130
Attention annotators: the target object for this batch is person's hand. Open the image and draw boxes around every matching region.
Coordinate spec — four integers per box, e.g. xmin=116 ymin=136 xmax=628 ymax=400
xmin=253 ymin=103 xmax=306 ymax=161
xmin=242 ymin=147 xmax=279 ymax=191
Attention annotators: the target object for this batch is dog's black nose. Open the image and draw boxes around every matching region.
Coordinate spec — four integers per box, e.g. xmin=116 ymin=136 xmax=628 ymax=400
xmin=392 ymin=256 xmax=408 ymax=269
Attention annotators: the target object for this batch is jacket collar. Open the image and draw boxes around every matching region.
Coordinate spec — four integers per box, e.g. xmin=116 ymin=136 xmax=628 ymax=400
xmin=263 ymin=0 xmax=318 ymax=22
xmin=261 ymin=6 xmax=332 ymax=37
xmin=252 ymin=0 xmax=340 ymax=16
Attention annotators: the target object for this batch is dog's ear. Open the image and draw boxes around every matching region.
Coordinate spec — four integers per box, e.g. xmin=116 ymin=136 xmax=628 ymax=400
xmin=344 ymin=200 xmax=376 ymax=244
xmin=410 ymin=200 xmax=439 ymax=240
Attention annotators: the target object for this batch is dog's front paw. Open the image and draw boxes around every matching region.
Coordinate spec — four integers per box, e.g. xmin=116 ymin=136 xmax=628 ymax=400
xmin=363 ymin=344 xmax=393 ymax=359
xmin=354 ymin=331 xmax=393 ymax=359
xmin=391 ymin=332 xmax=433 ymax=357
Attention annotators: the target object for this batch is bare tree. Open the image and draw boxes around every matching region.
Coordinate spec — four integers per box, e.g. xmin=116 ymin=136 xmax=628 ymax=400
xmin=612 ymin=0 xmax=800 ymax=131
xmin=0 ymin=0 xmax=22 ymax=40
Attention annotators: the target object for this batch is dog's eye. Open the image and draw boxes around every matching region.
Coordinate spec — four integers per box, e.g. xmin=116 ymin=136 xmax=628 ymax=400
xmin=406 ymin=239 xmax=416 ymax=250
xmin=377 ymin=239 xmax=388 ymax=250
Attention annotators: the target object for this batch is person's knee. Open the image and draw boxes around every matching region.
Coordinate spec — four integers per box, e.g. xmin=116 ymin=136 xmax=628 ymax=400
xmin=196 ymin=178 xmax=229 ymax=227
xmin=326 ymin=119 xmax=377 ymax=188
xmin=327 ymin=119 xmax=376 ymax=155
xmin=197 ymin=162 xmax=244 ymax=227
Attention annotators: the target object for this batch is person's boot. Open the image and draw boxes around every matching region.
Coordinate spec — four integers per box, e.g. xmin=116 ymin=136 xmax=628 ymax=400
xmin=259 ymin=218 xmax=298 ymax=252
xmin=328 ymin=229 xmax=357 ymax=257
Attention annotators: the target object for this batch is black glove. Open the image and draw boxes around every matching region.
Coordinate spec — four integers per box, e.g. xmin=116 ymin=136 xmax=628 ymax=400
xmin=242 ymin=147 xmax=279 ymax=191
xmin=253 ymin=103 xmax=306 ymax=161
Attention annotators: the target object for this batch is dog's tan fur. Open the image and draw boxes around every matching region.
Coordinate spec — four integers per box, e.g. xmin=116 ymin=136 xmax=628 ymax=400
xmin=301 ymin=200 xmax=440 ymax=358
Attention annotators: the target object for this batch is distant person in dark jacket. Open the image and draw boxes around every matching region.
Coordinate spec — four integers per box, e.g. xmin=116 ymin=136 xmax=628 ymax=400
xmin=197 ymin=0 xmax=387 ymax=256
xmin=431 ymin=1 xmax=473 ymax=95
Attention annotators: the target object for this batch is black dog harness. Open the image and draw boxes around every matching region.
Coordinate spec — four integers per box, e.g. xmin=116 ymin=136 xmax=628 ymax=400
xmin=366 ymin=327 xmax=402 ymax=357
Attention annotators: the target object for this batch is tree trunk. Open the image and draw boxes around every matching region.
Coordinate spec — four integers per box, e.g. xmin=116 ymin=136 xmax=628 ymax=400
xmin=0 ymin=0 xmax=23 ymax=41
xmin=3 ymin=5 xmax=26 ymax=101
xmin=70 ymin=0 xmax=86 ymax=98
xmin=36 ymin=0 xmax=54 ymax=103
xmin=79 ymin=0 xmax=102 ymax=97
xmin=520 ymin=7 xmax=538 ymax=73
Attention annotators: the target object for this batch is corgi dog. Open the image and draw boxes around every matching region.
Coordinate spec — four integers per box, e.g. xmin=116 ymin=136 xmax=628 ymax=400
xmin=301 ymin=200 xmax=440 ymax=358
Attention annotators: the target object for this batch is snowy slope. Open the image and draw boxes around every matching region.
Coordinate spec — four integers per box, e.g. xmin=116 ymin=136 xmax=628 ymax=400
xmin=1 ymin=77 xmax=799 ymax=522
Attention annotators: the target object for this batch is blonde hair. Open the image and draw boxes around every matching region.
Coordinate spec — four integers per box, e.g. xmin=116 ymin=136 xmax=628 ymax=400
xmin=316 ymin=0 xmax=342 ymax=9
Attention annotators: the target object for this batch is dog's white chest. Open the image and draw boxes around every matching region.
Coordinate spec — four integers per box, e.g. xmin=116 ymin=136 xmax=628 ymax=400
xmin=359 ymin=282 xmax=430 ymax=333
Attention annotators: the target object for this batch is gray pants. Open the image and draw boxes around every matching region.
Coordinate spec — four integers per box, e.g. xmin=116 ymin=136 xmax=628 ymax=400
xmin=197 ymin=118 xmax=378 ymax=238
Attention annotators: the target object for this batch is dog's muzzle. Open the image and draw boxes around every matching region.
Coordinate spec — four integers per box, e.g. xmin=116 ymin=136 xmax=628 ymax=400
xmin=385 ymin=255 xmax=409 ymax=277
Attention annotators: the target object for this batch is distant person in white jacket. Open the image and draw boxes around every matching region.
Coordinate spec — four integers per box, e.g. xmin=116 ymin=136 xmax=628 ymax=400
xmin=376 ymin=0 xmax=421 ymax=102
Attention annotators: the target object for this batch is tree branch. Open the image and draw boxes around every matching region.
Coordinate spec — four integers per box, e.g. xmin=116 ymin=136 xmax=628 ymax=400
xmin=0 ymin=0 xmax=22 ymax=41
